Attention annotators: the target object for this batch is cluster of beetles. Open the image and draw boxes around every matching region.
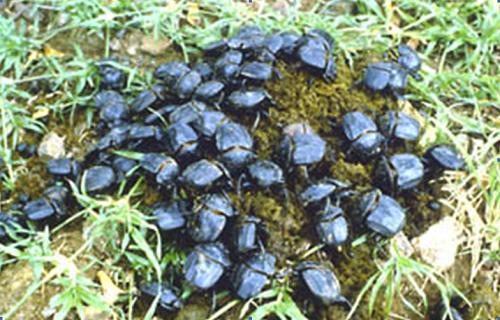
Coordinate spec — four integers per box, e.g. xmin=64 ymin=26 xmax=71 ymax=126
xmin=0 ymin=25 xmax=466 ymax=316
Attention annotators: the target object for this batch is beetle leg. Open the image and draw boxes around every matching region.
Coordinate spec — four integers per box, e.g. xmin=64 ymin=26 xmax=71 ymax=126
xmin=335 ymin=295 xmax=353 ymax=310
xmin=251 ymin=112 xmax=261 ymax=133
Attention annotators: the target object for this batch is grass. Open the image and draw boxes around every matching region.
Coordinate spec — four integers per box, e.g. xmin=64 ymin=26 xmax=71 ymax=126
xmin=0 ymin=0 xmax=499 ymax=319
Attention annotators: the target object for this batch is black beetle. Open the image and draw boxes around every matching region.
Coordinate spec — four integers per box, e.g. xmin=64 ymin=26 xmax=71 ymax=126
xmin=373 ymin=154 xmax=424 ymax=195
xmin=358 ymin=189 xmax=406 ymax=237
xmin=232 ymin=252 xmax=276 ymax=299
xmin=184 ymin=242 xmax=231 ymax=290
xmin=192 ymin=110 xmax=230 ymax=139
xmin=181 ymin=159 xmax=231 ymax=191
xmin=295 ymin=33 xmax=336 ymax=81
xmin=316 ymin=204 xmax=348 ymax=247
xmin=363 ymin=62 xmax=409 ymax=100
xmin=131 ymin=85 xmax=167 ymax=114
xmin=83 ymin=166 xmax=116 ymax=193
xmin=165 ymin=122 xmax=199 ymax=160
xmin=377 ymin=111 xmax=421 ymax=143
xmin=253 ymin=33 xmax=284 ymax=63
xmin=140 ymin=154 xmax=179 ymax=187
xmin=189 ymin=193 xmax=237 ymax=242
xmin=98 ymin=58 xmax=126 ymax=91
xmin=153 ymin=200 xmax=188 ymax=232
xmin=193 ymin=80 xmax=225 ymax=104
xmin=139 ymin=282 xmax=182 ymax=312
xmin=112 ymin=156 xmax=138 ymax=182
xmin=246 ymin=160 xmax=284 ymax=189
xmin=279 ymin=31 xmax=301 ymax=60
xmin=233 ymin=216 xmax=262 ymax=254
xmin=17 ymin=142 xmax=37 ymax=158
xmin=277 ymin=123 xmax=327 ymax=172
xmin=299 ymin=179 xmax=349 ymax=209
xmin=342 ymin=111 xmax=385 ymax=159
xmin=169 ymin=100 xmax=208 ymax=125
xmin=0 ymin=212 xmax=22 ymax=242
xmin=215 ymin=122 xmax=256 ymax=171
xmin=154 ymin=61 xmax=191 ymax=87
xmin=225 ymin=89 xmax=274 ymax=122
xmin=297 ymin=262 xmax=350 ymax=307
xmin=398 ymin=45 xmax=422 ymax=80
xmin=174 ymin=70 xmax=203 ymax=100
xmin=95 ymin=91 xmax=130 ymax=127
xmin=423 ymin=144 xmax=465 ymax=172
xmin=23 ymin=185 xmax=69 ymax=222
xmin=214 ymin=50 xmax=243 ymax=83
xmin=46 ymin=158 xmax=82 ymax=180
xmin=239 ymin=61 xmax=273 ymax=83
xmin=193 ymin=62 xmax=213 ymax=81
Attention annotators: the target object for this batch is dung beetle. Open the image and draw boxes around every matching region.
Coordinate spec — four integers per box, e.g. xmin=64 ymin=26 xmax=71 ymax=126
xmin=95 ymin=91 xmax=130 ymax=127
xmin=233 ymin=216 xmax=262 ymax=254
xmin=373 ymin=154 xmax=424 ymax=195
xmin=363 ymin=62 xmax=409 ymax=100
xmin=299 ymin=179 xmax=349 ymax=210
xmin=154 ymin=61 xmax=191 ymax=87
xmin=277 ymin=123 xmax=327 ymax=174
xmin=214 ymin=50 xmax=243 ymax=83
xmin=193 ymin=62 xmax=213 ymax=81
xmin=83 ymin=166 xmax=116 ymax=193
xmin=253 ymin=33 xmax=284 ymax=63
xmin=0 ymin=212 xmax=22 ymax=242
xmin=239 ymin=61 xmax=273 ymax=83
xmin=215 ymin=122 xmax=256 ymax=171
xmin=98 ymin=58 xmax=126 ymax=91
xmin=246 ymin=160 xmax=284 ymax=189
xmin=112 ymin=156 xmax=138 ymax=182
xmin=225 ymin=88 xmax=275 ymax=114
xmin=295 ymin=32 xmax=336 ymax=82
xmin=342 ymin=111 xmax=385 ymax=160
xmin=140 ymin=154 xmax=179 ymax=187
xmin=181 ymin=159 xmax=231 ymax=191
xmin=189 ymin=193 xmax=237 ymax=242
xmin=316 ymin=204 xmax=348 ymax=247
xmin=46 ymin=158 xmax=82 ymax=180
xmin=184 ymin=242 xmax=231 ymax=290
xmin=17 ymin=142 xmax=37 ymax=158
xmin=296 ymin=262 xmax=350 ymax=307
xmin=358 ymin=189 xmax=406 ymax=237
xmin=153 ymin=200 xmax=188 ymax=232
xmin=169 ymin=100 xmax=208 ymax=125
xmin=423 ymin=144 xmax=465 ymax=172
xmin=232 ymin=252 xmax=276 ymax=299
xmin=307 ymin=28 xmax=335 ymax=51
xmin=377 ymin=111 xmax=421 ymax=143
xmin=139 ymin=282 xmax=182 ymax=312
xmin=193 ymin=80 xmax=225 ymax=104
xmin=279 ymin=31 xmax=301 ymax=60
xmin=398 ymin=45 xmax=422 ymax=80
xmin=131 ymin=85 xmax=167 ymax=114
xmin=192 ymin=110 xmax=230 ymax=140
xmin=174 ymin=70 xmax=203 ymax=100
xmin=23 ymin=185 xmax=69 ymax=223
xmin=165 ymin=122 xmax=199 ymax=161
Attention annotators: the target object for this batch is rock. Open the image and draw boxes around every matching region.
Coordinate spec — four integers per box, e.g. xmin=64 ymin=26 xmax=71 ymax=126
xmin=392 ymin=232 xmax=414 ymax=258
xmin=140 ymin=35 xmax=172 ymax=56
xmin=38 ymin=132 xmax=65 ymax=159
xmin=412 ymin=217 xmax=464 ymax=271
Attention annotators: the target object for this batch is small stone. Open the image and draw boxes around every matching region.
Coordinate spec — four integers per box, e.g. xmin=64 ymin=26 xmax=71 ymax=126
xmin=412 ymin=217 xmax=464 ymax=271
xmin=38 ymin=132 xmax=65 ymax=159
xmin=141 ymin=35 xmax=172 ymax=56
xmin=391 ymin=232 xmax=414 ymax=258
